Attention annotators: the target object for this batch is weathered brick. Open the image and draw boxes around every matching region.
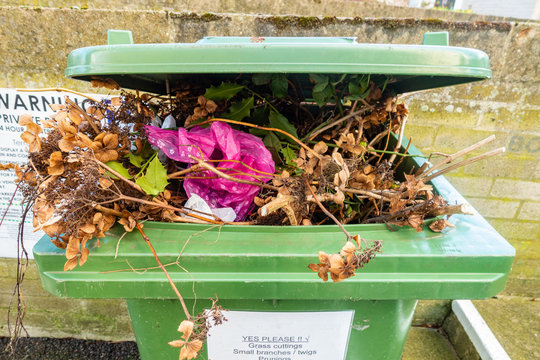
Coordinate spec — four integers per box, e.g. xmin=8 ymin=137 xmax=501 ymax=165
xmin=518 ymin=202 xmax=540 ymax=221
xmin=433 ymin=127 xmax=509 ymax=155
xmin=506 ymin=133 xmax=540 ymax=156
xmin=467 ymin=197 xmax=520 ymax=219
xmin=445 ymin=175 xmax=493 ymax=197
xmin=509 ymin=258 xmax=540 ymax=279
xmin=408 ymin=102 xmax=479 ymax=128
xmin=476 ymin=108 xmax=540 ymax=133
xmin=412 ymin=300 xmax=451 ymax=326
xmin=490 ymin=179 xmax=540 ymax=201
xmin=507 ymin=239 xmax=540 ymax=260
xmin=403 ymin=123 xmax=438 ymax=149
xmin=0 ymin=258 xmax=41 ymax=281
xmin=502 ymin=277 xmax=540 ymax=297
xmin=488 ymin=219 xmax=540 ymax=241
xmin=463 ymin=154 xmax=537 ymax=180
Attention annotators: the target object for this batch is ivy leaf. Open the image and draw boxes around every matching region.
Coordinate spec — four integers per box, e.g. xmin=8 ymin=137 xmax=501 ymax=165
xmin=135 ymin=156 xmax=168 ymax=196
xmin=331 ymin=74 xmax=348 ymax=86
xmin=222 ymin=97 xmax=254 ymax=121
xmin=348 ymin=82 xmax=369 ymax=100
xmin=204 ymin=82 xmax=244 ymax=101
xmin=128 ymin=153 xmax=144 ymax=168
xmin=270 ymin=74 xmax=289 ymax=98
xmin=310 ymin=74 xmax=329 ymax=92
xmin=263 ymin=132 xmax=282 ymax=152
xmin=105 ymin=161 xmax=132 ymax=179
xmin=251 ymin=106 xmax=268 ymax=126
xmin=312 ymin=83 xmax=334 ymax=107
xmin=280 ymin=145 xmax=297 ymax=166
xmin=269 ymin=111 xmax=298 ymax=141
xmin=252 ymin=74 xmax=272 ymax=86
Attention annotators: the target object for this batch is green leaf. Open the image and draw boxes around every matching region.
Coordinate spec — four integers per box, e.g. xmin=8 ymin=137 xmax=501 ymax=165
xmin=204 ymin=82 xmax=244 ymax=101
xmin=135 ymin=156 xmax=168 ymax=196
xmin=269 ymin=111 xmax=298 ymax=141
xmin=360 ymin=74 xmax=370 ymax=89
xmin=128 ymin=153 xmax=144 ymax=168
xmin=310 ymin=74 xmax=328 ymax=84
xmin=270 ymin=74 xmax=288 ymax=98
xmin=252 ymin=74 xmax=272 ymax=86
xmin=312 ymin=84 xmax=334 ymax=107
xmin=105 ymin=161 xmax=132 ymax=179
xmin=280 ymin=145 xmax=297 ymax=165
xmin=222 ymin=97 xmax=254 ymax=121
xmin=348 ymin=82 xmax=369 ymax=100
xmin=251 ymin=106 xmax=268 ymax=125
xmin=249 ymin=128 xmax=268 ymax=136
xmin=311 ymin=75 xmax=329 ymax=93
xmin=331 ymin=74 xmax=348 ymax=86
xmin=263 ymin=132 xmax=282 ymax=152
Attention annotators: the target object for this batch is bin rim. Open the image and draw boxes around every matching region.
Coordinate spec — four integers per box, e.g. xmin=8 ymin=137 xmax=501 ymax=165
xmin=65 ymin=31 xmax=492 ymax=94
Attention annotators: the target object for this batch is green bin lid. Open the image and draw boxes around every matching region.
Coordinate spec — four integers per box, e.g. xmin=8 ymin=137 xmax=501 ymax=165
xmin=66 ymin=30 xmax=491 ymax=94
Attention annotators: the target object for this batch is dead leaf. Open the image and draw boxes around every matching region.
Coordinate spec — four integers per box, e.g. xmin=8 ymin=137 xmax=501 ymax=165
xmin=91 ymin=77 xmax=121 ymax=90
xmin=99 ymin=177 xmax=113 ymax=189
xmin=169 ymin=320 xmax=202 ymax=360
xmin=110 ymin=97 xmax=123 ymax=106
xmin=407 ymin=214 xmax=424 ymax=232
xmin=18 ymin=114 xmax=33 ymax=126
xmin=429 ymin=218 xmax=454 ymax=232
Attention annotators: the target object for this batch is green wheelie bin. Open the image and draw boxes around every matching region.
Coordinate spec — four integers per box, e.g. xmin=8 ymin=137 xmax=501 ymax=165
xmin=33 ymin=30 xmax=515 ymax=360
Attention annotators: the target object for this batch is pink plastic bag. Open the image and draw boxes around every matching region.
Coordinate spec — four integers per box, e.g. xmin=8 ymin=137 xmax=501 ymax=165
xmin=145 ymin=122 xmax=275 ymax=221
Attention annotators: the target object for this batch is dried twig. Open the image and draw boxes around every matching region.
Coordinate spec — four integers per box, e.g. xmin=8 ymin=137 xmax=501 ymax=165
xmin=17 ymin=87 xmax=103 ymax=104
xmin=422 ymin=147 xmax=505 ymax=183
xmin=94 ymin=159 xmax=145 ymax=194
xmin=388 ymin=115 xmax=408 ymax=165
xmin=303 ymin=175 xmax=352 ymax=240
xmin=135 ymin=222 xmax=191 ymax=320
xmin=307 ymin=108 xmax=370 ymax=141
xmin=418 ymin=135 xmax=496 ymax=179
xmin=189 ymin=156 xmax=279 ymax=191
xmin=189 ymin=118 xmax=323 ymax=160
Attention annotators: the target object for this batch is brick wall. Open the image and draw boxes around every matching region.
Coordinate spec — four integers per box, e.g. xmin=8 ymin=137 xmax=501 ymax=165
xmin=0 ymin=5 xmax=538 ymax=340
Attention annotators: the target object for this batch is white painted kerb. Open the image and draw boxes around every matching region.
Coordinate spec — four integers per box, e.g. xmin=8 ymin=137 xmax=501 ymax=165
xmin=452 ymin=300 xmax=511 ymax=360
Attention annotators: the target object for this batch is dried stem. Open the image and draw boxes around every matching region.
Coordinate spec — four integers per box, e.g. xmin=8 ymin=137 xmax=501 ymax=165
xmin=93 ymin=204 xmax=124 ymax=217
xmin=423 ymin=147 xmax=505 ymax=183
xmin=17 ymin=87 xmax=103 ymax=104
xmin=429 ymin=203 xmax=474 ymax=216
xmin=343 ymin=188 xmax=396 ymax=202
xmin=168 ymin=165 xmax=201 ymax=179
xmin=135 ymin=222 xmax=191 ymax=320
xmin=307 ymin=108 xmax=370 ymax=141
xmin=190 ymin=118 xmax=322 ymax=160
xmin=419 ymin=135 xmax=496 ymax=179
xmin=388 ymin=115 xmax=408 ymax=165
xmin=64 ymin=97 xmax=101 ymax=134
xmin=260 ymin=195 xmax=295 ymax=216
xmin=117 ymin=195 xmax=220 ymax=224
xmin=303 ymin=175 xmax=352 ymax=240
xmin=189 ymin=156 xmax=279 ymax=191
xmin=94 ymin=159 xmax=145 ymax=194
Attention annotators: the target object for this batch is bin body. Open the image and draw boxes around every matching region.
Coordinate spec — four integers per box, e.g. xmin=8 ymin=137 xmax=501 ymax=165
xmin=32 ymin=33 xmax=515 ymax=359
xmin=33 ymin=141 xmax=514 ymax=359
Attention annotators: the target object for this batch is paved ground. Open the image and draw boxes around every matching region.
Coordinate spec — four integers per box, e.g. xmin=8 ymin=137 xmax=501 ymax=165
xmin=2 ymin=296 xmax=537 ymax=360
xmin=473 ymin=295 xmax=540 ymax=360
xmin=1 ymin=327 xmax=457 ymax=360
xmin=0 ymin=338 xmax=140 ymax=360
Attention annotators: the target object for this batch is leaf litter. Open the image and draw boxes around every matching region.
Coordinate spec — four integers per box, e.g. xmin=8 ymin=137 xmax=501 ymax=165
xmin=3 ymin=74 xmax=505 ymax=359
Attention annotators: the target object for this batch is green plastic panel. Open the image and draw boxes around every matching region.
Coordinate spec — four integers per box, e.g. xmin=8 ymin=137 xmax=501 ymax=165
xmin=33 ymin=139 xmax=514 ymax=301
xmin=127 ymin=298 xmax=417 ymax=360
xmin=65 ymin=31 xmax=491 ymax=94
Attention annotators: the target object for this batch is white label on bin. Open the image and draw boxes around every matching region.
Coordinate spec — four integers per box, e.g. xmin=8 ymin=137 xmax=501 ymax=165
xmin=0 ymin=88 xmax=106 ymax=258
xmin=206 ymin=310 xmax=354 ymax=360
